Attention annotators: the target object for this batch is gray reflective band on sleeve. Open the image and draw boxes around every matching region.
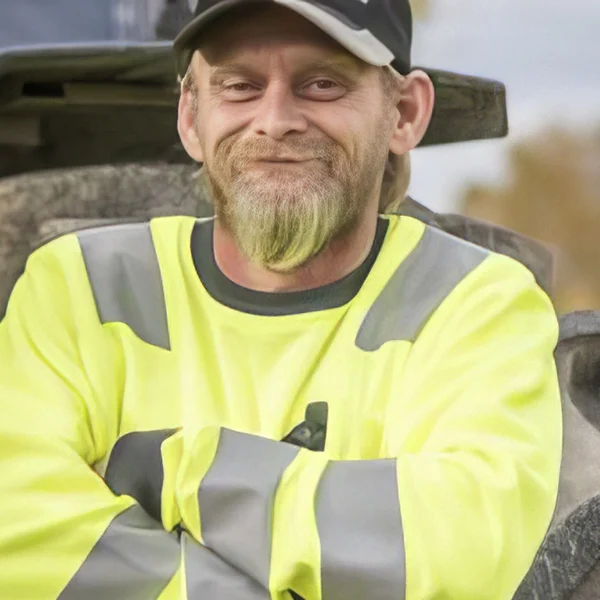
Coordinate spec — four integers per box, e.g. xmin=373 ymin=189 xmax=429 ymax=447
xmin=58 ymin=505 xmax=180 ymax=600
xmin=316 ymin=460 xmax=405 ymax=600
xmin=104 ymin=429 xmax=178 ymax=523
xmin=199 ymin=429 xmax=299 ymax=588
xmin=77 ymin=223 xmax=170 ymax=350
xmin=356 ymin=225 xmax=489 ymax=350
xmin=183 ymin=533 xmax=271 ymax=600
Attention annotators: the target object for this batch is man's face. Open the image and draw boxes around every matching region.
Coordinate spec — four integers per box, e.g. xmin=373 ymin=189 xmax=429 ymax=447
xmin=182 ymin=5 xmax=396 ymax=272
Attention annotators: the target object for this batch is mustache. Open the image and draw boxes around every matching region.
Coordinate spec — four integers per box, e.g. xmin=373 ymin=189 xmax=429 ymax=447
xmin=216 ymin=137 xmax=336 ymax=166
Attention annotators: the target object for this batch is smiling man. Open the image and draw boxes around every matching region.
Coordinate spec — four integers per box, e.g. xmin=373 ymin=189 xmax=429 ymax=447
xmin=0 ymin=1 xmax=562 ymax=599
xmin=176 ymin=3 xmax=428 ymax=282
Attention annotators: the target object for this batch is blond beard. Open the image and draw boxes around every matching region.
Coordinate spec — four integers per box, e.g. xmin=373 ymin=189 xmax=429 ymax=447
xmin=203 ymin=133 xmax=387 ymax=273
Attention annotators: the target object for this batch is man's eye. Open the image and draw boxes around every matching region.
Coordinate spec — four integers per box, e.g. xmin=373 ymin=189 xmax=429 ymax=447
xmin=309 ymin=80 xmax=338 ymax=91
xmin=220 ymin=82 xmax=260 ymax=101
xmin=302 ymin=79 xmax=345 ymax=100
xmin=224 ymin=83 xmax=256 ymax=92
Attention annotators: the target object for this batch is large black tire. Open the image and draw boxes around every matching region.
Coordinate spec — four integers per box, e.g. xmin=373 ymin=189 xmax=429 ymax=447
xmin=0 ymin=162 xmax=213 ymax=317
xmin=3 ymin=163 xmax=600 ymax=599
xmin=515 ymin=312 xmax=600 ymax=599
xmin=0 ymin=165 xmax=554 ymax=318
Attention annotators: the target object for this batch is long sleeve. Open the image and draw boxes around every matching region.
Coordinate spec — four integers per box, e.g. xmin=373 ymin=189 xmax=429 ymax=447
xmin=174 ymin=254 xmax=562 ymax=600
xmin=0 ymin=238 xmax=180 ymax=599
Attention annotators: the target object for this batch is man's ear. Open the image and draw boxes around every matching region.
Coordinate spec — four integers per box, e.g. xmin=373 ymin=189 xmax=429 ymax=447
xmin=177 ymin=87 xmax=205 ymax=163
xmin=388 ymin=70 xmax=435 ymax=155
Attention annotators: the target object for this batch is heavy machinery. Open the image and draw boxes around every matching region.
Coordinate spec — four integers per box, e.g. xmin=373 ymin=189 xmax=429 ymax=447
xmin=0 ymin=40 xmax=598 ymax=599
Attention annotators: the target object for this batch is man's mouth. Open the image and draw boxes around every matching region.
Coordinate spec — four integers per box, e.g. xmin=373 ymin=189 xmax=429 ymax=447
xmin=255 ymin=156 xmax=312 ymax=163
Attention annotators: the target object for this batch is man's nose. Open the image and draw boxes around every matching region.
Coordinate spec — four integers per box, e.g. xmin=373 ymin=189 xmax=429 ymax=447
xmin=251 ymin=83 xmax=309 ymax=140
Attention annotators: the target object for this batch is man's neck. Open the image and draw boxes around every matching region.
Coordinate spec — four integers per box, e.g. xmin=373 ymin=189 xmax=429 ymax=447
xmin=212 ymin=209 xmax=380 ymax=293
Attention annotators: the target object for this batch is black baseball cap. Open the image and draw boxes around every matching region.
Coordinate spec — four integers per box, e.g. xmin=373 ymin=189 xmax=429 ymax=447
xmin=173 ymin=0 xmax=509 ymax=146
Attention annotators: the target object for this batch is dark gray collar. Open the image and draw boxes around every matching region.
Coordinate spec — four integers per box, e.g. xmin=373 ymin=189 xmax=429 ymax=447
xmin=191 ymin=218 xmax=388 ymax=316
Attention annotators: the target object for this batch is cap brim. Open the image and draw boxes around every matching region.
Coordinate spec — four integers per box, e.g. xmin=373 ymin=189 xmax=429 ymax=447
xmin=175 ymin=1 xmax=508 ymax=146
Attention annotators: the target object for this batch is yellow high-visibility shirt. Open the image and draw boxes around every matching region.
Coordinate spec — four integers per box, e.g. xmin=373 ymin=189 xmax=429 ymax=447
xmin=0 ymin=214 xmax=561 ymax=600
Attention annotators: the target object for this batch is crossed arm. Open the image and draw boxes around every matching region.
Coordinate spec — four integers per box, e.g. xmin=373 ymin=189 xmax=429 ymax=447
xmin=0 ymin=244 xmax=562 ymax=599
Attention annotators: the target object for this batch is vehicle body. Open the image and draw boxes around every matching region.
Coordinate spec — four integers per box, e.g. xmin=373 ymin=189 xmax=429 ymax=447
xmin=0 ymin=41 xmax=512 ymax=313
xmin=0 ymin=41 xmax=598 ymax=599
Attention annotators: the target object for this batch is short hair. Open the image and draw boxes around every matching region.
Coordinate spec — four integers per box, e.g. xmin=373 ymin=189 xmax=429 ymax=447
xmin=380 ymin=152 xmax=410 ymax=213
xmin=180 ymin=59 xmax=410 ymax=213
xmin=180 ymin=62 xmax=198 ymax=114
xmin=180 ymin=63 xmax=196 ymax=93
xmin=378 ymin=67 xmax=410 ymax=213
xmin=379 ymin=66 xmax=401 ymax=97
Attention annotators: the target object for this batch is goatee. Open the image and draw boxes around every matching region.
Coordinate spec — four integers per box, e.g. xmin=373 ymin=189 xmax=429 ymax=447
xmin=202 ymin=134 xmax=385 ymax=273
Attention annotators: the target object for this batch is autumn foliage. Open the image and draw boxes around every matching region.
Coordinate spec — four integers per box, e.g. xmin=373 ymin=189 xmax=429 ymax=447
xmin=461 ymin=128 xmax=600 ymax=312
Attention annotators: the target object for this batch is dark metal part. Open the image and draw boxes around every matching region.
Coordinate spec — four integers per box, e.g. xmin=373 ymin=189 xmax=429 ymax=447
xmin=282 ymin=402 xmax=329 ymax=452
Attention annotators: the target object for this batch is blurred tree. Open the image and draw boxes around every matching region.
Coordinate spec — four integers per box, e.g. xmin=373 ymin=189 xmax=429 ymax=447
xmin=461 ymin=128 xmax=600 ymax=312
xmin=411 ymin=0 xmax=430 ymax=19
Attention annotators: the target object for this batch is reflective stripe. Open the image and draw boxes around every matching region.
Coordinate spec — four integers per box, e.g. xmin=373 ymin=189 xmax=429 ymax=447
xmin=77 ymin=223 xmax=170 ymax=350
xmin=356 ymin=225 xmax=489 ymax=350
xmin=183 ymin=533 xmax=270 ymax=599
xmin=316 ymin=460 xmax=405 ymax=600
xmin=58 ymin=505 xmax=180 ymax=600
xmin=104 ymin=429 xmax=178 ymax=523
xmin=199 ymin=429 xmax=299 ymax=588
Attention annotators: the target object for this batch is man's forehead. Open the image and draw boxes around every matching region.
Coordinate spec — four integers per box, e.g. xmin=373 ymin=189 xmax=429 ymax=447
xmin=198 ymin=52 xmax=366 ymax=80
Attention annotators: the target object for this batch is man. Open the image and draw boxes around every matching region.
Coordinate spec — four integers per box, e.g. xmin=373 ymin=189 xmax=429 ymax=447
xmin=0 ymin=1 xmax=561 ymax=599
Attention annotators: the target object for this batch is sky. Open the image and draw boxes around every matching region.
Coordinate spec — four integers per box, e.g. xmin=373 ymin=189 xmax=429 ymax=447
xmin=409 ymin=0 xmax=600 ymax=213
